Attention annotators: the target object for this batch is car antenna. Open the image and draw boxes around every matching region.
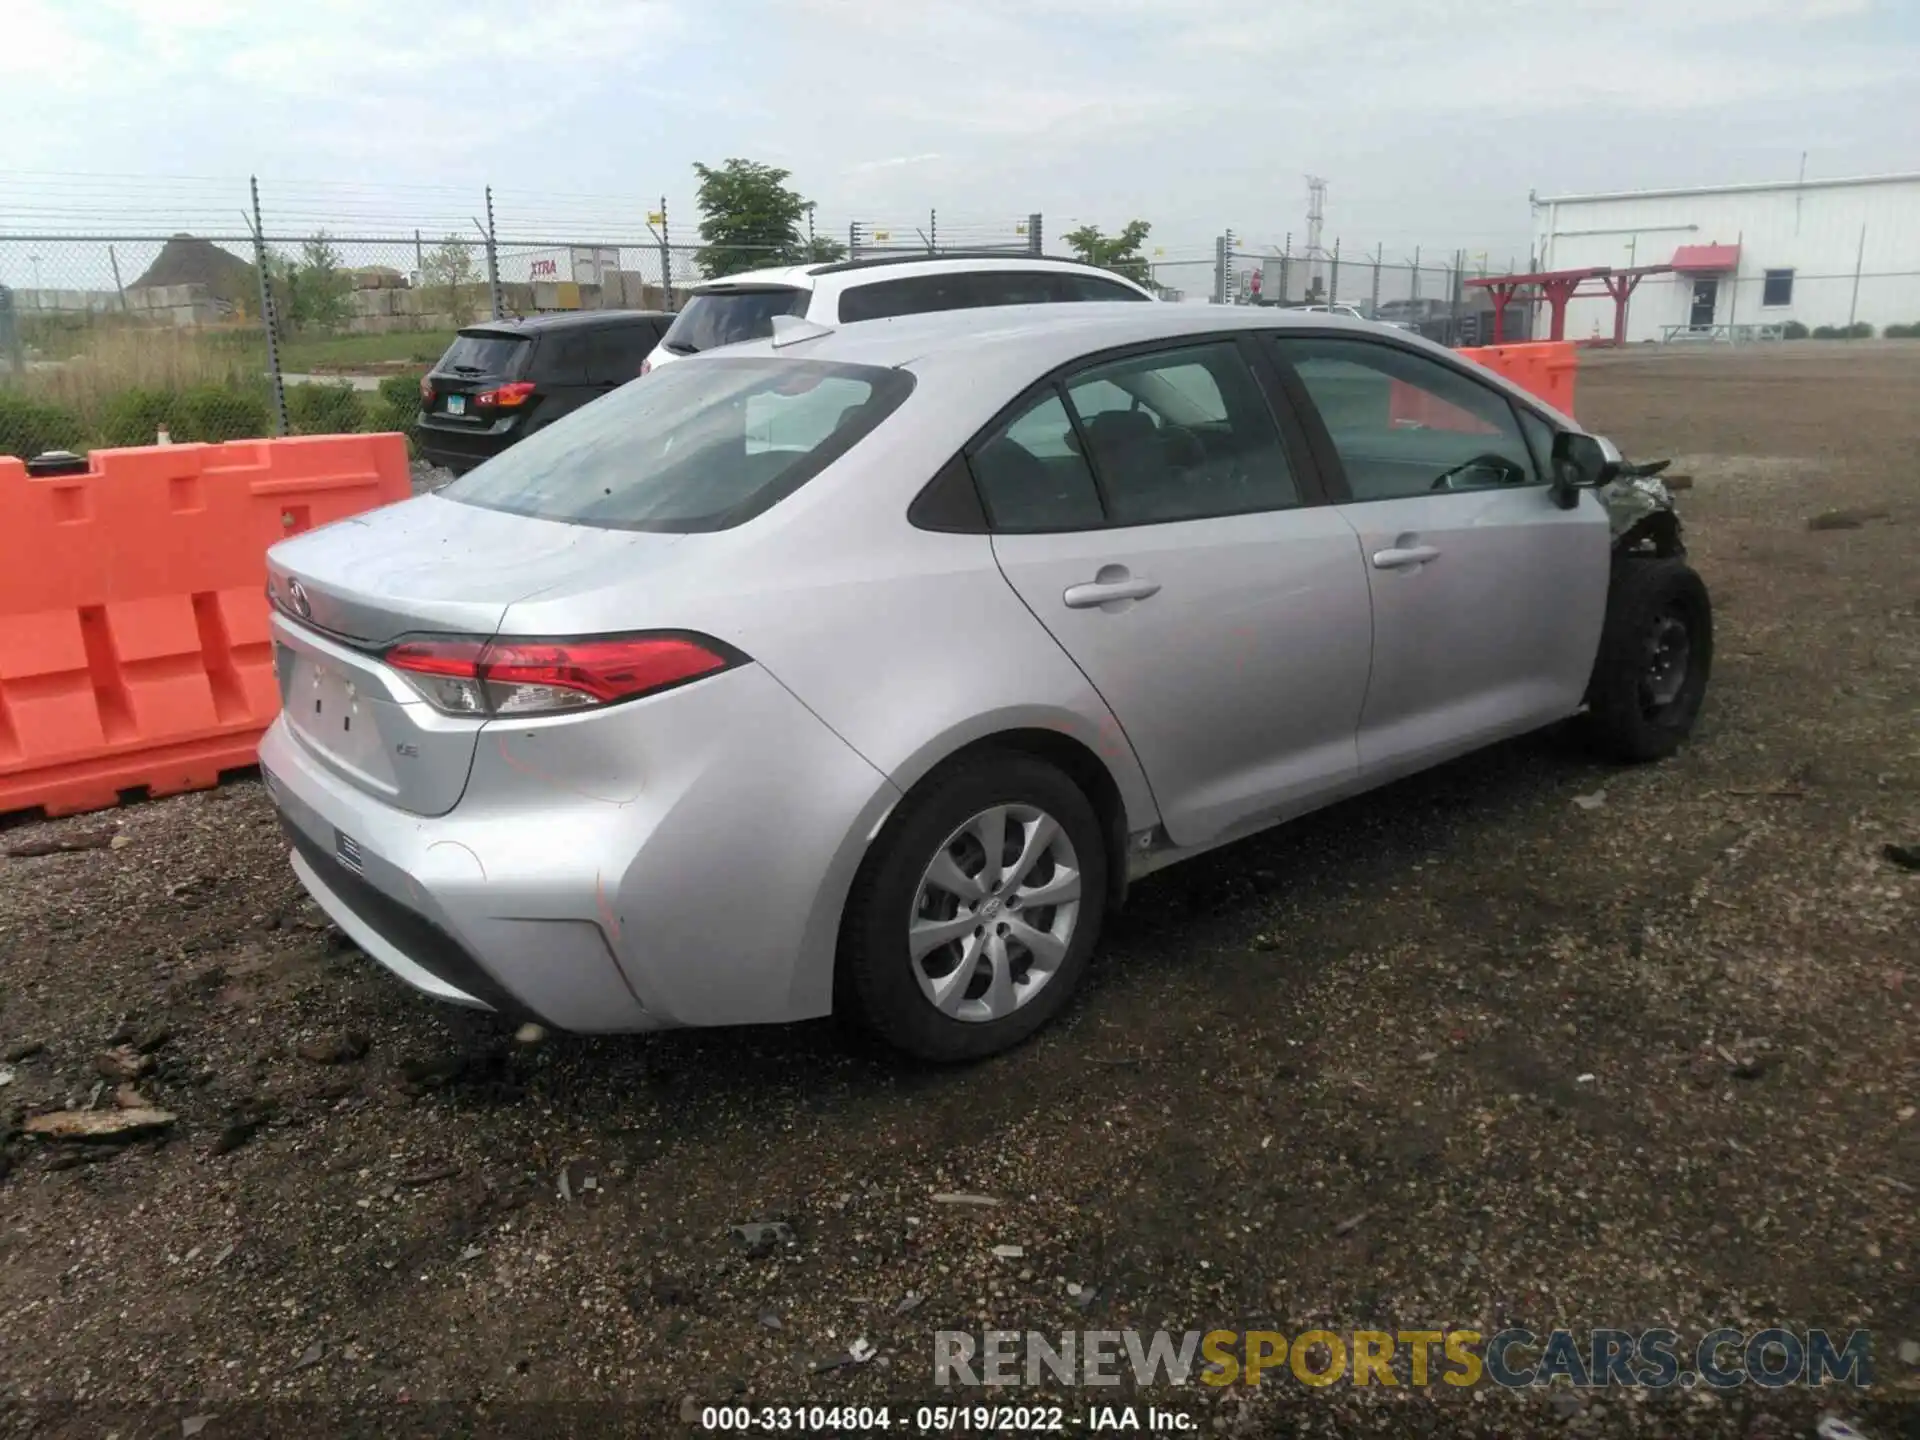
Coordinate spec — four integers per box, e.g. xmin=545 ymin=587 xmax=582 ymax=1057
xmin=770 ymin=315 xmax=836 ymax=349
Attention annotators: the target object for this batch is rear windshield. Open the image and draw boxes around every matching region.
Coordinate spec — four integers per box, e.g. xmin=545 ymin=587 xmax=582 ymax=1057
xmin=435 ymin=332 xmax=529 ymax=378
xmin=659 ymin=288 xmax=808 ymax=354
xmin=441 ymin=357 xmax=914 ymax=533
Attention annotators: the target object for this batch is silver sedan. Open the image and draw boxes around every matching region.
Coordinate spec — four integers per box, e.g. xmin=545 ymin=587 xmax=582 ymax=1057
xmin=259 ymin=304 xmax=1711 ymax=1060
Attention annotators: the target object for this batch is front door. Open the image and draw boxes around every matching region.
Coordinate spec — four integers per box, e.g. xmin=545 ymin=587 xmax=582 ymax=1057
xmin=1689 ymin=278 xmax=1719 ymax=330
xmin=977 ymin=337 xmax=1374 ymax=849
xmin=1271 ymin=333 xmax=1611 ymax=784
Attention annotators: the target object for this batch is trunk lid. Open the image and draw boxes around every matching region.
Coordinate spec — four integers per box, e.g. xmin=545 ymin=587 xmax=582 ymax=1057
xmin=266 ymin=495 xmax=687 ymax=815
xmin=426 ymin=329 xmax=531 ymax=419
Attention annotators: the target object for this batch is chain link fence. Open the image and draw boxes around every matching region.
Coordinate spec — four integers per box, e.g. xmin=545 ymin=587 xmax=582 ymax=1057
xmin=0 ymin=179 xmax=1061 ymax=461
xmin=1215 ymin=243 xmax=1533 ymax=346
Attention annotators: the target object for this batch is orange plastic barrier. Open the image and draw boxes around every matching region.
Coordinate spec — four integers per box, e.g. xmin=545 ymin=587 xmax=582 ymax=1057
xmin=1390 ymin=341 xmax=1579 ymax=432
xmin=0 ymin=434 xmax=410 ymax=818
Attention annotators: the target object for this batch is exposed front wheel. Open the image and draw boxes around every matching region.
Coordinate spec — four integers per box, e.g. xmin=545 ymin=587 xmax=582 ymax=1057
xmin=1582 ymin=557 xmax=1714 ymax=762
xmin=839 ymin=753 xmax=1108 ymax=1062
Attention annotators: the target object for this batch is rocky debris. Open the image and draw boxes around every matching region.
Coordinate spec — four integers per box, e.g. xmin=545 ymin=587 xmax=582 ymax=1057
xmin=1883 ymin=843 xmax=1920 ymax=872
xmin=556 ymin=1159 xmax=603 ymax=1206
xmin=397 ymin=1163 xmax=461 ymax=1189
xmin=1571 ymin=789 xmax=1607 ymax=811
xmin=730 ymin=1221 xmax=794 ymax=1257
xmin=4 ymin=828 xmax=119 ymax=858
xmin=513 ymin=1023 xmax=547 ymax=1046
xmin=113 ymin=1085 xmax=155 ymax=1110
xmin=210 ymin=1099 xmax=277 ymax=1156
xmin=929 ymin=1192 xmax=1001 ymax=1207
xmin=1807 ymin=507 xmax=1890 ymax=531
xmin=23 ymin=1107 xmax=176 ymax=1141
xmin=92 ymin=1047 xmax=156 ymax=1082
xmin=1 ymin=1041 xmax=44 ymax=1064
xmin=295 ymin=1031 xmax=369 ymax=1065
xmin=133 ymin=1026 xmax=172 ymax=1055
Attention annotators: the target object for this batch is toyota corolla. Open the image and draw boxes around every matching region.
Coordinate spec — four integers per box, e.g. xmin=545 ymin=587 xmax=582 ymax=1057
xmin=260 ymin=304 xmax=1710 ymax=1061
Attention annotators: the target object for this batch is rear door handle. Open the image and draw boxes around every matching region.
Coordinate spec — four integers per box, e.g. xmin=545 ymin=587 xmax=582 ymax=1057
xmin=1371 ymin=545 xmax=1439 ymax=570
xmin=1063 ymin=576 xmax=1161 ymax=608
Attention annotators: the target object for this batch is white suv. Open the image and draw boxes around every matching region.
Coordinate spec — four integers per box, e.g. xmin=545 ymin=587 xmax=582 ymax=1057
xmin=643 ymin=253 xmax=1156 ymax=372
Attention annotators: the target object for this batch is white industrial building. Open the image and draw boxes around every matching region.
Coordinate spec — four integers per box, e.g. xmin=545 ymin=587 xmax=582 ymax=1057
xmin=1530 ymin=171 xmax=1920 ymax=342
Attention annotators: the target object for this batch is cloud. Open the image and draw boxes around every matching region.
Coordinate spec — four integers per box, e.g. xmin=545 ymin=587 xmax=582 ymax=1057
xmin=848 ymin=154 xmax=944 ymax=174
xmin=0 ymin=0 xmax=1912 ymax=267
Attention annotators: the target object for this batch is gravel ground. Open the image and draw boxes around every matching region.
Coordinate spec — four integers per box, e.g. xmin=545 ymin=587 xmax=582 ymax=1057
xmin=1 ymin=343 xmax=1916 ymax=1439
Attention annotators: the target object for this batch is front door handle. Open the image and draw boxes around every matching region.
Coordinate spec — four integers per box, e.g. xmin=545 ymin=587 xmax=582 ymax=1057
xmin=1371 ymin=544 xmax=1439 ymax=570
xmin=1063 ymin=575 xmax=1162 ymax=609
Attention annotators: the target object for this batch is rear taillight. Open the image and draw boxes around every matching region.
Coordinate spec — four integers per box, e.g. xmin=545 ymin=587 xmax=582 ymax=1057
xmin=639 ymin=358 xmax=652 ymax=376
xmin=384 ymin=632 xmax=741 ymax=717
xmin=475 ymin=381 xmax=536 ymax=410
xmin=419 ymin=375 xmax=435 ymax=405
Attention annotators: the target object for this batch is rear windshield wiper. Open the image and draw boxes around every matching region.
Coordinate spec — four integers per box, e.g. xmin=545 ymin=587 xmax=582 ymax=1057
xmin=662 ymin=341 xmax=698 ymax=355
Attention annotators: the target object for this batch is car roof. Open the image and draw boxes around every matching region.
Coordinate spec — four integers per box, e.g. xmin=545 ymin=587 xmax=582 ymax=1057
xmin=696 ymin=303 xmax=1571 ymax=424
xmin=688 ymin=254 xmax=1151 ymax=295
xmin=462 ymin=309 xmax=674 ymax=336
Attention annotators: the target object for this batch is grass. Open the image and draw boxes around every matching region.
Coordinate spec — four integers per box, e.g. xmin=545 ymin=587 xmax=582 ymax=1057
xmin=276 ymin=329 xmax=460 ymax=373
xmin=20 ymin=326 xmax=263 ymax=415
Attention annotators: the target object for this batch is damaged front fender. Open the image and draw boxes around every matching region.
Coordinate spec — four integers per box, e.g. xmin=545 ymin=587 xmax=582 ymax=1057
xmin=1598 ymin=459 xmax=1685 ymax=557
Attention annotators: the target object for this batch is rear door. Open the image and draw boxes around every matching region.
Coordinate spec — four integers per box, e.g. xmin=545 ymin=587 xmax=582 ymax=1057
xmin=584 ymin=323 xmax=661 ymax=393
xmin=527 ymin=329 xmax=593 ymax=426
xmin=980 ymin=336 xmax=1374 ymax=849
xmin=1269 ymin=333 xmax=1610 ymax=783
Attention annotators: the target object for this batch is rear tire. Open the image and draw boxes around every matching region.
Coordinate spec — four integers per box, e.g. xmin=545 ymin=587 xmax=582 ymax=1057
xmin=838 ymin=752 xmax=1108 ymax=1063
xmin=1582 ymin=557 xmax=1713 ymax=762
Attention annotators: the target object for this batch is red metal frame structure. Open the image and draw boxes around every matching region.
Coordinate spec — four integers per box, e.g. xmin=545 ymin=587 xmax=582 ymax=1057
xmin=1467 ymin=264 xmax=1674 ymax=346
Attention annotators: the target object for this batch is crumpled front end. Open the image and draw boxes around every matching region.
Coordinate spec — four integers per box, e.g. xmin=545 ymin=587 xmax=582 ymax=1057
xmin=1599 ymin=460 xmax=1686 ymax=557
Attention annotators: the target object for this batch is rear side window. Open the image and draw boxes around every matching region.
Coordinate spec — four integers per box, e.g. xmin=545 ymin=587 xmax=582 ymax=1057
xmin=837 ymin=270 xmax=1148 ymax=324
xmin=436 ymin=332 xmax=529 ymax=378
xmin=585 ymin=326 xmax=658 ymax=383
xmin=1058 ymin=273 xmax=1150 ymax=302
xmin=441 ymin=358 xmax=914 ymax=533
xmin=836 ymin=273 xmax=978 ymax=323
xmin=660 ymin=289 xmax=808 ymax=354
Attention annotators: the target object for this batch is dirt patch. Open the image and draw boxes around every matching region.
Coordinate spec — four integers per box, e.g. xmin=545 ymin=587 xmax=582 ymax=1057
xmin=0 ymin=342 xmax=1915 ymax=1437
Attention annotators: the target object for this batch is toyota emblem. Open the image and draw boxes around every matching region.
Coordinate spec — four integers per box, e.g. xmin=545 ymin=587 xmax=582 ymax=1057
xmin=287 ymin=579 xmax=311 ymax=618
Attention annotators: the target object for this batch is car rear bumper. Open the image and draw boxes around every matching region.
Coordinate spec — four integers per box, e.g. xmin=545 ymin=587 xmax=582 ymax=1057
xmin=416 ymin=414 xmax=525 ymax=471
xmin=257 ymin=660 xmax=900 ymax=1035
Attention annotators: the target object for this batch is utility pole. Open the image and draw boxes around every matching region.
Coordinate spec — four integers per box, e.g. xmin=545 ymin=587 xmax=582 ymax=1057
xmin=1848 ymin=222 xmax=1867 ymax=328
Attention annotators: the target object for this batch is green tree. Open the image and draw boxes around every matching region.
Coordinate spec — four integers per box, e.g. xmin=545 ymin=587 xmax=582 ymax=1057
xmin=693 ymin=159 xmax=829 ymax=277
xmin=1062 ymin=220 xmax=1154 ymax=284
xmin=297 ymin=232 xmax=351 ymax=329
xmin=264 ymin=231 xmax=352 ymax=336
xmin=422 ymin=235 xmax=479 ymax=325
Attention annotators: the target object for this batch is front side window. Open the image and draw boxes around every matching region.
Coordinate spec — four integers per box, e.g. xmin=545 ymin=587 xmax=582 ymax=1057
xmin=443 ymin=358 xmax=912 ymax=532
xmin=1063 ymin=342 xmax=1297 ymax=526
xmin=1273 ymin=336 xmax=1538 ymax=501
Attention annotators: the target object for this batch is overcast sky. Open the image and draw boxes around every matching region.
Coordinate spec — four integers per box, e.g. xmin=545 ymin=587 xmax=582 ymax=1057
xmin=3 ymin=0 xmax=1915 ymax=275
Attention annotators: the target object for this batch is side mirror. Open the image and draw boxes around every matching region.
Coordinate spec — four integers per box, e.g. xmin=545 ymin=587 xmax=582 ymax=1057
xmin=1549 ymin=430 xmax=1610 ymax=510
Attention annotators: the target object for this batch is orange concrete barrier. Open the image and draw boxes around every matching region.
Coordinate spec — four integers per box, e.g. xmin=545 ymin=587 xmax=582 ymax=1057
xmin=1390 ymin=340 xmax=1579 ymax=434
xmin=0 ymin=434 xmax=410 ymax=819
xmin=1459 ymin=341 xmax=1578 ymax=416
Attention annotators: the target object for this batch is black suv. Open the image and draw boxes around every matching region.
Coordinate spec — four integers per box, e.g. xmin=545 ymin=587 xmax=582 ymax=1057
xmin=417 ymin=310 xmax=673 ymax=474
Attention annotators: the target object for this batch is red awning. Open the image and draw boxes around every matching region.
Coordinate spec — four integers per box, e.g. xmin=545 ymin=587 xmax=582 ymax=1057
xmin=1671 ymin=244 xmax=1740 ymax=272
